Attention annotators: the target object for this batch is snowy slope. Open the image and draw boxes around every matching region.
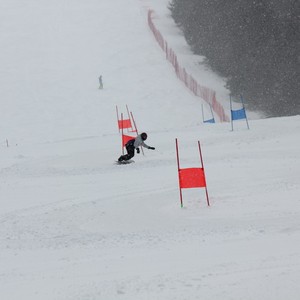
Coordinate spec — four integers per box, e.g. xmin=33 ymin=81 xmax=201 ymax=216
xmin=0 ymin=1 xmax=300 ymax=300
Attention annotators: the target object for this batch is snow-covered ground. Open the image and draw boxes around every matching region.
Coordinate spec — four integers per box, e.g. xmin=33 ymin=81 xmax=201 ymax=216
xmin=0 ymin=0 xmax=299 ymax=299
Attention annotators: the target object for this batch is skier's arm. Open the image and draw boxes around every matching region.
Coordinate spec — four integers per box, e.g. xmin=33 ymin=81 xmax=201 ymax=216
xmin=141 ymin=142 xmax=155 ymax=150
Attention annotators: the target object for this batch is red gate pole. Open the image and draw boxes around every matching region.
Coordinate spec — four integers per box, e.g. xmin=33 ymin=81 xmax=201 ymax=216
xmin=126 ymin=104 xmax=133 ymax=132
xmin=121 ymin=113 xmax=125 ymax=155
xmin=198 ymin=141 xmax=210 ymax=206
xmin=130 ymin=111 xmax=138 ymax=133
xmin=175 ymin=138 xmax=183 ymax=208
xmin=130 ymin=111 xmax=144 ymax=155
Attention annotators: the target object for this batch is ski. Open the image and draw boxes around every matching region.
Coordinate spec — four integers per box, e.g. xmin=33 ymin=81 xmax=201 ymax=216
xmin=115 ymin=160 xmax=135 ymax=165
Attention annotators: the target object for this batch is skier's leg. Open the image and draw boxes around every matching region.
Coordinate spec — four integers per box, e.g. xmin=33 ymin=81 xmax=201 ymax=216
xmin=122 ymin=145 xmax=135 ymax=161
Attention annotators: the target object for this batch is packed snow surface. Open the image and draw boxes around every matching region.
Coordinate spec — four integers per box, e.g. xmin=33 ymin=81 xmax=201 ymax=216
xmin=0 ymin=0 xmax=299 ymax=299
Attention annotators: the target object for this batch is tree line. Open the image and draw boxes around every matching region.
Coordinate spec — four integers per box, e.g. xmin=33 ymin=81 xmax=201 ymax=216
xmin=169 ymin=0 xmax=299 ymax=117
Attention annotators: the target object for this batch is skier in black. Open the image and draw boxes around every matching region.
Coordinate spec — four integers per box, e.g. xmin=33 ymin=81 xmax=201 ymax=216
xmin=118 ymin=132 xmax=155 ymax=162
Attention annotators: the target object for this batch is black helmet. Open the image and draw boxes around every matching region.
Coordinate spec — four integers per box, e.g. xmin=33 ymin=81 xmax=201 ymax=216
xmin=141 ymin=132 xmax=147 ymax=141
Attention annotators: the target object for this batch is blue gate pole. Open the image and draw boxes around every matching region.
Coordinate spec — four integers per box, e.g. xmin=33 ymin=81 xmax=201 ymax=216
xmin=240 ymin=95 xmax=250 ymax=129
xmin=209 ymin=104 xmax=215 ymax=122
xmin=230 ymin=94 xmax=234 ymax=131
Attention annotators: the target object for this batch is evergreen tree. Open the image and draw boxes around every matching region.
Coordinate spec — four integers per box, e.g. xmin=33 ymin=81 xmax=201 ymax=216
xmin=169 ymin=0 xmax=300 ymax=116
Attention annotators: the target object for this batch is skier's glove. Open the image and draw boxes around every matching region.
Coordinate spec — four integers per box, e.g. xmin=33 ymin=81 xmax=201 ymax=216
xmin=136 ymin=148 xmax=140 ymax=154
xmin=149 ymin=147 xmax=155 ymax=150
